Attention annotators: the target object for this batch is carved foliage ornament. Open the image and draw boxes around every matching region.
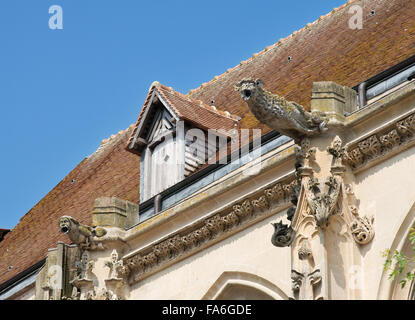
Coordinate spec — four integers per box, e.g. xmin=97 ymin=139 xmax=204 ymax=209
xmin=344 ymin=113 xmax=415 ymax=169
xmin=349 ymin=206 xmax=375 ymax=245
xmin=306 ymin=176 xmax=341 ymax=229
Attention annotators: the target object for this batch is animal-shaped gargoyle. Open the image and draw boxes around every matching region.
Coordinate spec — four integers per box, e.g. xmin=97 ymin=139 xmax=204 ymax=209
xmin=59 ymin=216 xmax=107 ymax=250
xmin=234 ymin=79 xmax=328 ymax=142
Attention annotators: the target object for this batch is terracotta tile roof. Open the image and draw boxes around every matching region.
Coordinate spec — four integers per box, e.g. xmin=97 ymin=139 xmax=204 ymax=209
xmin=0 ymin=126 xmax=140 ymax=285
xmin=127 ymin=82 xmax=240 ymax=153
xmin=157 ymin=83 xmax=240 ymax=131
xmin=188 ymin=0 xmax=415 ymax=133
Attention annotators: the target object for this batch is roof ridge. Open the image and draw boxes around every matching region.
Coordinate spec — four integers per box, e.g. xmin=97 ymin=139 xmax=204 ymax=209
xmin=187 ymin=0 xmax=357 ymax=95
xmin=100 ymin=124 xmax=134 ymax=146
xmin=89 ymin=124 xmax=134 ymax=159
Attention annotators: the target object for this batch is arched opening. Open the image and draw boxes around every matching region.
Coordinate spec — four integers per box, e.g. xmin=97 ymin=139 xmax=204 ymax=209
xmin=202 ymin=271 xmax=289 ymax=300
xmin=377 ymin=201 xmax=415 ymax=299
xmin=215 ymin=283 xmax=274 ymax=300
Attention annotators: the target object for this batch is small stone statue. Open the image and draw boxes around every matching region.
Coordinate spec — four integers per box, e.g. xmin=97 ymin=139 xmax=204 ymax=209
xmin=105 ymin=249 xmax=124 ymax=280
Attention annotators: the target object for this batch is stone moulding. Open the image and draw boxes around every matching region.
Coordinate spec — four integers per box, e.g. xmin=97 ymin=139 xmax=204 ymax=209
xmin=344 ymin=110 xmax=415 ymax=172
xmin=122 ymin=176 xmax=296 ymax=284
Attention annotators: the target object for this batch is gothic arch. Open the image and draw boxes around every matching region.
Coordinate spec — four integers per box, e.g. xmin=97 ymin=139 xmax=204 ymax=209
xmin=377 ymin=200 xmax=415 ymax=299
xmin=202 ymin=271 xmax=289 ymax=300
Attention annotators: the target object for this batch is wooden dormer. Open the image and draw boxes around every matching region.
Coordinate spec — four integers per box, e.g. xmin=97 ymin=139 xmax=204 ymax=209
xmin=127 ymin=82 xmax=240 ymax=202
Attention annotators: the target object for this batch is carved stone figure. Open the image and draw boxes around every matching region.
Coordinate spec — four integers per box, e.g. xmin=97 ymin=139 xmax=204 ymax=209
xmin=294 ymin=138 xmax=316 ymax=170
xmin=105 ymin=249 xmax=125 ymax=280
xmin=271 ymin=221 xmax=294 ymax=247
xmin=73 ymin=250 xmax=94 ymax=281
xmin=327 ymin=135 xmax=346 ymax=168
xmin=234 ymin=79 xmax=328 ymax=141
xmin=59 ymin=216 xmax=107 ymax=249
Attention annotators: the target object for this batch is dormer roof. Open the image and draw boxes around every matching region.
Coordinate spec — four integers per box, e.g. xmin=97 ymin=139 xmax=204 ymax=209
xmin=127 ymin=82 xmax=240 ymax=155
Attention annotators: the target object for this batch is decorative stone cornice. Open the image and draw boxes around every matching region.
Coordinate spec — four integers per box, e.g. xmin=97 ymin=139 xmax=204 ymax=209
xmin=123 ymin=177 xmax=296 ymax=284
xmin=344 ymin=111 xmax=415 ymax=171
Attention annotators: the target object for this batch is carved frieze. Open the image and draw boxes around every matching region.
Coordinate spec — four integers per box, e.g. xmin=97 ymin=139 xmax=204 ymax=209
xmin=344 ymin=112 xmax=415 ymax=170
xmin=124 ymin=177 xmax=294 ymax=283
xmin=358 ymin=135 xmax=381 ymax=158
xmin=379 ymin=129 xmax=401 ymax=149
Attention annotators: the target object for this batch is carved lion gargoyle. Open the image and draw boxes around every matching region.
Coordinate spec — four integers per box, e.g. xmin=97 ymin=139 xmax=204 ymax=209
xmin=58 ymin=216 xmax=107 ymax=250
xmin=234 ymin=79 xmax=328 ymax=141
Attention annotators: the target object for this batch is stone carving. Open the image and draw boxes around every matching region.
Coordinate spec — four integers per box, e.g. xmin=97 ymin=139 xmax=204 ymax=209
xmin=344 ymin=112 xmax=415 ymax=170
xmin=349 ymin=206 xmax=375 ymax=245
xmin=232 ymin=200 xmax=253 ymax=219
xmin=271 ymin=221 xmax=294 ymax=247
xmin=59 ymin=216 xmax=107 ymax=250
xmin=69 ymin=250 xmax=95 ymax=300
xmin=105 ymin=249 xmax=126 ymax=280
xmin=124 ymin=178 xmax=294 ymax=283
xmin=396 ymin=114 xmax=415 ymax=137
xmin=103 ymin=250 xmax=128 ymax=300
xmin=294 ymin=138 xmax=316 ymax=170
xmin=379 ymin=129 xmax=401 ymax=149
xmin=358 ymin=135 xmax=382 ymax=158
xmin=251 ymin=196 xmax=269 ymax=211
xmin=234 ymin=79 xmax=328 ymax=141
xmin=298 ymin=241 xmax=312 ymax=260
xmin=205 ymin=214 xmax=225 ymax=236
xmin=306 ymin=176 xmax=341 ymax=228
xmin=327 ymin=135 xmax=346 ymax=167
xmin=222 ymin=212 xmax=240 ymax=229
xmin=344 ymin=148 xmax=365 ymax=168
xmin=291 ymin=268 xmax=322 ymax=300
xmin=73 ymin=251 xmax=94 ymax=281
xmin=82 ymin=288 xmax=121 ymax=300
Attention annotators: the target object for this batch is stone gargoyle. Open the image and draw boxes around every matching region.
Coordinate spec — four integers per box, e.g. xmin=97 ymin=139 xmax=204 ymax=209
xmin=59 ymin=216 xmax=107 ymax=250
xmin=234 ymin=79 xmax=328 ymax=141
xmin=271 ymin=221 xmax=294 ymax=247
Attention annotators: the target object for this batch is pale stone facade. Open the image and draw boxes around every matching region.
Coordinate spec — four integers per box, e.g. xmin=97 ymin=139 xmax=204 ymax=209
xmin=28 ymin=79 xmax=415 ymax=300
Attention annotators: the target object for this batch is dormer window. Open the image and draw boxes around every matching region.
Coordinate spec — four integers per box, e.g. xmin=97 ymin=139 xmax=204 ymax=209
xmin=127 ymin=82 xmax=240 ymax=203
xmin=355 ymin=55 xmax=415 ymax=108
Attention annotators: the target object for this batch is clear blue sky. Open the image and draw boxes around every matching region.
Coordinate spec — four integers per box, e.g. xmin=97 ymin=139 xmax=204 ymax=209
xmin=0 ymin=0 xmax=345 ymax=229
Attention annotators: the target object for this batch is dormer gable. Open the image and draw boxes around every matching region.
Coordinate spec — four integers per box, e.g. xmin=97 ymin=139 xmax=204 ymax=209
xmin=127 ymin=82 xmax=240 ymax=203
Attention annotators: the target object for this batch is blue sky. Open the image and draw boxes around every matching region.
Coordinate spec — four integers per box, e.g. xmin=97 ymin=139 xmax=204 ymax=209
xmin=0 ymin=0 xmax=345 ymax=229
